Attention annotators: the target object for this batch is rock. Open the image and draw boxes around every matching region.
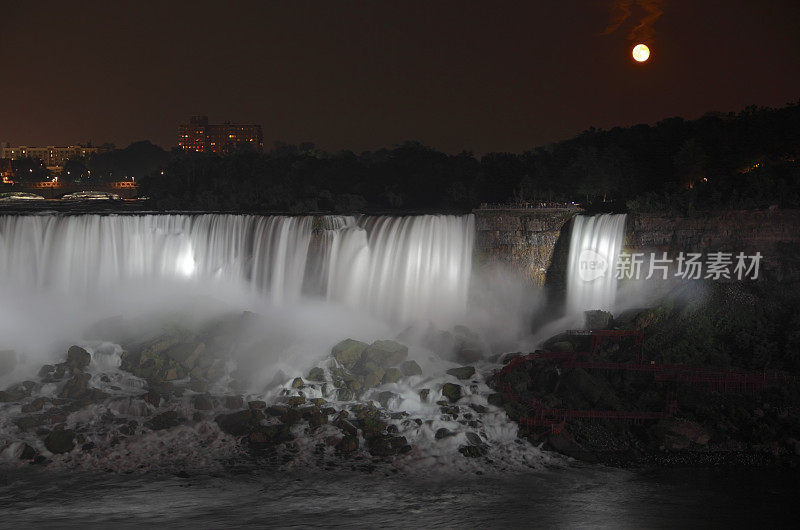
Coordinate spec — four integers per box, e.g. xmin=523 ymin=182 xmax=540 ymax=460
xmin=164 ymin=342 xmax=205 ymax=369
xmin=465 ymin=432 xmax=483 ymax=446
xmin=469 ymin=404 xmax=488 ymax=414
xmin=215 ymin=410 xmax=262 ymax=436
xmin=440 ymin=405 xmax=459 ymax=417
xmin=14 ymin=415 xmax=45 ymax=431
xmin=66 ymin=346 xmax=91 ymax=370
xmin=0 ymin=350 xmax=17 ymax=376
xmin=331 ymin=338 xmax=369 ymax=369
xmin=142 ymin=391 xmax=161 ymax=407
xmin=59 ymin=372 xmax=92 ymax=400
xmin=487 ymin=393 xmax=503 ymax=406
xmin=21 ymin=397 xmax=49 ymax=413
xmin=456 ymin=348 xmax=484 ymax=365
xmin=446 ymin=366 xmax=476 ymax=380
xmin=146 ymin=411 xmax=183 ymax=431
xmin=435 ymin=428 xmax=455 ymax=440
xmin=303 ymin=407 xmax=326 ymax=429
xmin=458 ymin=444 xmax=488 ymax=458
xmin=266 ymin=405 xmax=301 ymax=425
xmin=361 ymin=340 xmax=408 ymax=368
xmin=584 ymin=310 xmax=613 ymax=330
xmin=38 ymin=365 xmax=55 ymax=378
xmin=248 ymin=400 xmax=267 ymax=410
xmin=419 ymin=389 xmax=431 ymax=403
xmin=286 ymin=396 xmax=306 ymax=407
xmin=441 ymin=383 xmax=462 ymax=403
xmin=308 ymin=367 xmax=325 ymax=381
xmin=193 ymin=394 xmax=213 ymax=411
xmin=377 ymin=391 xmax=398 ymax=409
xmin=310 ymin=398 xmax=327 ymax=407
xmin=361 ymin=366 xmax=384 ymax=389
xmin=188 ymin=378 xmax=209 ymax=393
xmin=291 ymin=377 xmax=304 ymax=388
xmin=400 ymin=360 xmax=422 ymax=377
xmin=19 ymin=443 xmax=37 ymax=460
xmin=654 ymin=418 xmax=711 ymax=449
xmin=224 ymin=396 xmax=243 ymax=409
xmin=336 ymin=435 xmax=359 ymax=453
xmin=368 ymin=435 xmax=411 ymax=456
xmin=335 ymin=419 xmax=358 ymax=436
xmin=359 ymin=417 xmax=387 ymax=439
xmin=337 ymin=388 xmax=353 ymax=401
xmin=248 ymin=424 xmax=293 ymax=450
xmin=45 ymin=429 xmax=75 ymax=454
xmin=381 ymin=368 xmax=402 ymax=385
xmin=546 ymin=430 xmax=595 ymax=462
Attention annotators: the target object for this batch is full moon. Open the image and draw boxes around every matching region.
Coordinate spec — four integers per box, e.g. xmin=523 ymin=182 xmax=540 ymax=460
xmin=632 ymin=43 xmax=650 ymax=62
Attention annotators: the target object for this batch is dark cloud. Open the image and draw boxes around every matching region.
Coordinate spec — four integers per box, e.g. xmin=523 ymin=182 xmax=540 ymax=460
xmin=602 ymin=0 xmax=663 ymax=42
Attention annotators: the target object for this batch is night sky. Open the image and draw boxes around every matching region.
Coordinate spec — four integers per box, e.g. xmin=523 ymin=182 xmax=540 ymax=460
xmin=1 ymin=0 xmax=798 ymax=154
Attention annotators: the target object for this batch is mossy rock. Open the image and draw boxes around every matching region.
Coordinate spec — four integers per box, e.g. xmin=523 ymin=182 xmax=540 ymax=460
xmin=146 ymin=411 xmax=184 ymax=431
xmin=291 ymin=377 xmax=305 ymax=388
xmin=442 ymin=383 xmax=462 ymax=403
xmin=487 ymin=393 xmax=504 ymax=407
xmin=377 ymin=391 xmax=398 ymax=409
xmin=584 ymin=310 xmax=613 ymax=330
xmin=331 ymin=339 xmax=369 ymax=370
xmin=361 ymin=340 xmax=408 ymax=368
xmin=359 ymin=416 xmax=387 ymax=439
xmin=307 ymin=367 xmax=325 ymax=381
xmin=446 ymin=366 xmax=475 ymax=380
xmin=66 ymin=346 xmax=91 ymax=370
xmin=381 ymin=367 xmax=402 ymax=385
xmin=400 ymin=360 xmax=422 ymax=377
xmin=215 ymin=409 xmax=262 ymax=436
xmin=419 ymin=389 xmax=431 ymax=403
xmin=336 ymin=434 xmax=359 ymax=453
xmin=45 ymin=429 xmax=75 ymax=454
xmin=164 ymin=342 xmax=205 ymax=369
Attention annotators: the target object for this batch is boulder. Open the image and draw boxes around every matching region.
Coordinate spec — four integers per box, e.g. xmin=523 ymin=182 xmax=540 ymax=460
xmin=360 ymin=340 xmax=408 ymax=369
xmin=400 ymin=360 xmax=422 ymax=377
xmin=59 ymin=372 xmax=92 ymax=400
xmin=331 ymin=339 xmax=369 ymax=369
xmin=215 ymin=410 xmax=261 ymax=436
xmin=456 ymin=348 xmax=484 ymax=365
xmin=376 ymin=391 xmax=398 ymax=409
xmin=0 ymin=350 xmax=17 ymax=376
xmin=291 ymin=377 xmax=304 ymax=388
xmin=146 ymin=411 xmax=184 ymax=431
xmin=45 ymin=429 xmax=75 ymax=454
xmin=441 ymin=383 xmax=462 ymax=403
xmin=458 ymin=444 xmax=488 ymax=458
xmin=248 ymin=400 xmax=267 ymax=410
xmin=381 ymin=368 xmax=402 ymax=385
xmin=66 ymin=346 xmax=91 ymax=370
xmin=435 ymin=428 xmax=455 ymax=440
xmin=418 ymin=389 xmax=431 ymax=403
xmin=584 ymin=310 xmax=613 ymax=330
xmin=21 ymin=397 xmax=49 ymax=413
xmin=307 ymin=367 xmax=325 ymax=381
xmin=192 ymin=394 xmax=213 ymax=411
xmin=368 ymin=435 xmax=411 ymax=456
xmin=248 ymin=424 xmax=292 ymax=449
xmin=359 ymin=416 xmax=387 ymax=439
xmin=164 ymin=342 xmax=205 ymax=369
xmin=224 ymin=395 xmax=244 ymax=409
xmin=336 ymin=435 xmax=359 ymax=453
xmin=446 ymin=366 xmax=476 ymax=380
xmin=266 ymin=405 xmax=301 ymax=425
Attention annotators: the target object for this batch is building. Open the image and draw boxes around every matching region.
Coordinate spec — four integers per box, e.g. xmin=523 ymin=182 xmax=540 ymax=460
xmin=1 ymin=144 xmax=102 ymax=168
xmin=177 ymin=115 xmax=264 ymax=154
xmin=0 ymin=158 xmax=13 ymax=184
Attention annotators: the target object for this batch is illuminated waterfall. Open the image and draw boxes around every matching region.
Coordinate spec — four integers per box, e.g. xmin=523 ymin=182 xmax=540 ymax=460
xmin=565 ymin=213 xmax=627 ymax=315
xmin=0 ymin=213 xmax=474 ymax=324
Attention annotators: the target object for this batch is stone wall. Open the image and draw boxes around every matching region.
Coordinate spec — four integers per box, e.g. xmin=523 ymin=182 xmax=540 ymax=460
xmin=474 ymin=208 xmax=800 ymax=285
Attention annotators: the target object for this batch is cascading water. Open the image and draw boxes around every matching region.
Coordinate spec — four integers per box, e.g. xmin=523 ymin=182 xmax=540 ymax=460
xmin=0 ymin=213 xmax=474 ymax=325
xmin=565 ymin=213 xmax=627 ymax=315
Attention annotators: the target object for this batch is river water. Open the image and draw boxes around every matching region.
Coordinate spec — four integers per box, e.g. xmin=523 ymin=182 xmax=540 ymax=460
xmin=1 ymin=465 xmax=797 ymax=528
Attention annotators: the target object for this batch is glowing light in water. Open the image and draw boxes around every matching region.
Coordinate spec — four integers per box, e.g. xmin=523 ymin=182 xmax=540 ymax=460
xmin=566 ymin=214 xmax=627 ymax=315
xmin=0 ymin=213 xmax=474 ymax=325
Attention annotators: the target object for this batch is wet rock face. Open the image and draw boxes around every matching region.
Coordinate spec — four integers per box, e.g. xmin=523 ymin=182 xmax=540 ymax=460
xmin=446 ymin=366 xmax=476 ymax=380
xmin=146 ymin=411 xmax=184 ymax=431
xmin=331 ymin=339 xmax=369 ymax=370
xmin=584 ymin=310 xmax=613 ymax=331
xmin=441 ymin=383 xmax=462 ymax=403
xmin=66 ymin=346 xmax=91 ymax=369
xmin=45 ymin=430 xmax=75 ymax=454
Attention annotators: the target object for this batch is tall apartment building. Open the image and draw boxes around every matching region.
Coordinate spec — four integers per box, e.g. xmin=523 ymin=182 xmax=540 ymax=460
xmin=177 ymin=115 xmax=264 ymax=154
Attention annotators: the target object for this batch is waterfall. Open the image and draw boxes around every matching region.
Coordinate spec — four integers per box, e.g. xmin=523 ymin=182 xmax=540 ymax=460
xmin=565 ymin=213 xmax=627 ymax=315
xmin=0 ymin=213 xmax=474 ymax=325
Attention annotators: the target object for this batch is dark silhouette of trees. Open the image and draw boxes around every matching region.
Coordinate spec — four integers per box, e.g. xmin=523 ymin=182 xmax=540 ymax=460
xmin=134 ymin=101 xmax=800 ymax=213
